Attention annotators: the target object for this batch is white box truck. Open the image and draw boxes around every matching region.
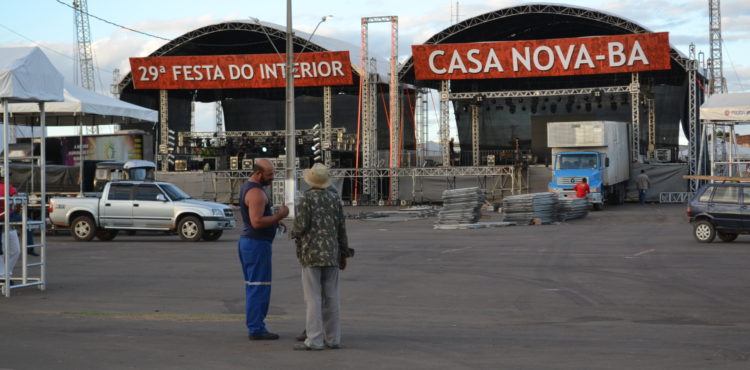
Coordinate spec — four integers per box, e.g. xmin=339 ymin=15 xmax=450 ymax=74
xmin=547 ymin=121 xmax=630 ymax=210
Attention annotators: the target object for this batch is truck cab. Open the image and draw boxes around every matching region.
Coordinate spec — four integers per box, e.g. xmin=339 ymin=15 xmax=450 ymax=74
xmin=548 ymin=151 xmax=606 ymax=205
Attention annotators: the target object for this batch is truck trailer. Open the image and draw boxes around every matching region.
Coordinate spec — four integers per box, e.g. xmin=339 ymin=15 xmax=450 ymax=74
xmin=547 ymin=121 xmax=630 ymax=210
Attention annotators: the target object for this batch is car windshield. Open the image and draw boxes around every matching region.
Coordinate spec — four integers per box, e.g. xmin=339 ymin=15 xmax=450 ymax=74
xmin=557 ymin=154 xmax=597 ymax=170
xmin=159 ymin=183 xmax=191 ymax=201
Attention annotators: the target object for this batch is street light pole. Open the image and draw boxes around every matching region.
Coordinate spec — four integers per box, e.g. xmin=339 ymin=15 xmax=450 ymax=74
xmin=284 ymin=0 xmax=297 ymax=217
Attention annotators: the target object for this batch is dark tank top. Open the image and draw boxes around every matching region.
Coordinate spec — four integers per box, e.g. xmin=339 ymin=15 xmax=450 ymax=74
xmin=239 ymin=181 xmax=276 ymax=241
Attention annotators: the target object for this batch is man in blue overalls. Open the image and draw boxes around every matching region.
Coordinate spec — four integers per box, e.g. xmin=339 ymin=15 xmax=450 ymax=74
xmin=239 ymin=158 xmax=289 ymax=340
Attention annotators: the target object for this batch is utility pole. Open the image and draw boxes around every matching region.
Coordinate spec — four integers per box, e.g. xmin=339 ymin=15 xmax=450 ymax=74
xmin=285 ymin=0 xmax=297 ymax=217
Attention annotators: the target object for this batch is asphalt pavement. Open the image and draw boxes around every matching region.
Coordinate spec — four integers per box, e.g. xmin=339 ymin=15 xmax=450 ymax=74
xmin=2 ymin=203 xmax=750 ymax=369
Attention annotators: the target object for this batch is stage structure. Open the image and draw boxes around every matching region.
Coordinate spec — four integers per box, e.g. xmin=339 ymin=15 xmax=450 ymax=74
xmin=118 ymin=20 xmax=425 ymax=205
xmin=118 ymin=20 xmax=523 ymax=206
xmin=400 ymin=4 xmax=705 ymax=194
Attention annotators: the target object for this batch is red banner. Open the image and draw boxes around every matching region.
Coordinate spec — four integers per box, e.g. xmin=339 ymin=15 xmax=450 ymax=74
xmin=412 ymin=32 xmax=671 ymax=80
xmin=129 ymin=51 xmax=353 ymax=89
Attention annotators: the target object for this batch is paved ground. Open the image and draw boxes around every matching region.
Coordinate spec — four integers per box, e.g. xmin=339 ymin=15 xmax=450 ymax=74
xmin=2 ymin=203 xmax=750 ymax=369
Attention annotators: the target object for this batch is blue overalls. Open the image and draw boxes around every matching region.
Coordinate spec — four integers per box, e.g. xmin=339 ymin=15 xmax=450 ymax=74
xmin=238 ymin=181 xmax=277 ymax=335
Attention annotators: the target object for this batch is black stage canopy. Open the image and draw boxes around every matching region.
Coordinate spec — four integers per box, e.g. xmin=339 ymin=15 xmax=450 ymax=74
xmin=398 ymin=4 xmax=706 ymax=162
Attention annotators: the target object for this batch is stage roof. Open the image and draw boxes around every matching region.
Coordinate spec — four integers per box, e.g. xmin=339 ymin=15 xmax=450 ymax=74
xmin=399 ymin=3 xmax=700 ymax=91
xmin=118 ymin=20 xmax=390 ymax=103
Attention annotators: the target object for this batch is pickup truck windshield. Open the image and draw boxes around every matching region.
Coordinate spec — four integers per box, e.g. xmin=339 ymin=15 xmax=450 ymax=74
xmin=557 ymin=154 xmax=598 ymax=170
xmin=159 ymin=183 xmax=191 ymax=201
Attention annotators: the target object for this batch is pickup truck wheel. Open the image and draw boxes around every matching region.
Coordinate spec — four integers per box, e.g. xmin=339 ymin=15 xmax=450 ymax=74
xmin=71 ymin=215 xmax=96 ymax=241
xmin=178 ymin=216 xmax=203 ymax=242
xmin=717 ymin=232 xmax=738 ymax=242
xmin=96 ymin=230 xmax=119 ymax=241
xmin=202 ymin=230 xmax=223 ymax=241
xmin=693 ymin=220 xmax=716 ymax=243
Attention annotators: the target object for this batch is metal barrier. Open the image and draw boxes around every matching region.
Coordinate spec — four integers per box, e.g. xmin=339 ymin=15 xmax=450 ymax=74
xmin=659 ymin=192 xmax=695 ymax=203
xmin=1 ymin=195 xmax=46 ymax=297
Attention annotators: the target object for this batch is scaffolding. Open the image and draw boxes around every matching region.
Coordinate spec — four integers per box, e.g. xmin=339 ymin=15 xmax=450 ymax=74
xmin=1 ymin=102 xmax=50 ymax=297
xmin=211 ymin=165 xmax=526 ymax=204
xmin=360 ymin=16 xmax=399 ymax=203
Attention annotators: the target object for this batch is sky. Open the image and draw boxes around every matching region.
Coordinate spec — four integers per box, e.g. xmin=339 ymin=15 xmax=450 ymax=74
xmin=2 ymin=0 xmax=749 ymax=139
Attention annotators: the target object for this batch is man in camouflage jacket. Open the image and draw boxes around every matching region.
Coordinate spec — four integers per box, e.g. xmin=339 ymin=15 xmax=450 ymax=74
xmin=291 ymin=163 xmax=354 ymax=350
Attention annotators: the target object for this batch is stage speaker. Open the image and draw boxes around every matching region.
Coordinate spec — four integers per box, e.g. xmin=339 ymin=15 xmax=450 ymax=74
xmin=242 ymin=158 xmax=254 ymax=170
xmin=175 ymin=160 xmax=188 ymax=171
xmin=230 ymin=156 xmax=239 ymax=170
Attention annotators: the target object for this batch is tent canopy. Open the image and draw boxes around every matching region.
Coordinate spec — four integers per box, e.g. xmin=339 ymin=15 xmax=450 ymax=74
xmin=700 ymin=92 xmax=750 ymax=122
xmin=0 ymin=47 xmax=63 ymax=103
xmin=3 ymin=82 xmax=158 ymax=125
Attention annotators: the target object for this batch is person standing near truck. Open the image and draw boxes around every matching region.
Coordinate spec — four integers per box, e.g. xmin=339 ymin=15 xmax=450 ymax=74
xmin=239 ymin=158 xmax=289 ymax=340
xmin=636 ymin=170 xmax=651 ymax=205
xmin=573 ymin=178 xmax=590 ymax=199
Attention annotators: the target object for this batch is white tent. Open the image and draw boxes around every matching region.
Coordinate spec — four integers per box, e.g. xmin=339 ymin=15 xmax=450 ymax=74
xmin=2 ymin=81 xmax=157 ymax=125
xmin=1 ymin=46 xmax=64 ymax=297
xmin=700 ymin=92 xmax=750 ymax=121
xmin=0 ymin=47 xmax=64 ymax=103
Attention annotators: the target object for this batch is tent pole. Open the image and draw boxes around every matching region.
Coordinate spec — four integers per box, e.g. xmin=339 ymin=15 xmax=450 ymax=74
xmin=79 ymin=118 xmax=83 ymax=195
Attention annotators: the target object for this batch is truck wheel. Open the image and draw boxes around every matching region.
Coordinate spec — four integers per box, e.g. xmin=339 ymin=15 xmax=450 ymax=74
xmin=717 ymin=232 xmax=738 ymax=242
xmin=693 ymin=220 xmax=716 ymax=243
xmin=202 ymin=230 xmax=223 ymax=241
xmin=71 ymin=215 xmax=96 ymax=241
xmin=96 ymin=230 xmax=119 ymax=241
xmin=178 ymin=216 xmax=203 ymax=242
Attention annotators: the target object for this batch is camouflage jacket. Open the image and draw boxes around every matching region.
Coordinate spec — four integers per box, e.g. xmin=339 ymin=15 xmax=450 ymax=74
xmin=291 ymin=188 xmax=354 ymax=267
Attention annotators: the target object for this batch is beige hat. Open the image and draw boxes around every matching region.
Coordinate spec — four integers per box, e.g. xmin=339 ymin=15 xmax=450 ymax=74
xmin=303 ymin=163 xmax=332 ymax=189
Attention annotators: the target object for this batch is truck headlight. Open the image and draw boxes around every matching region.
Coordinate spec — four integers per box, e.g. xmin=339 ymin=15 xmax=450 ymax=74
xmin=212 ymin=209 xmax=224 ymax=217
xmin=591 ymin=187 xmax=599 ymax=192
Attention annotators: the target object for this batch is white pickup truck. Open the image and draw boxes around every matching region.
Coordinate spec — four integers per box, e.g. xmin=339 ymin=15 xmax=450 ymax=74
xmin=49 ymin=181 xmax=235 ymax=242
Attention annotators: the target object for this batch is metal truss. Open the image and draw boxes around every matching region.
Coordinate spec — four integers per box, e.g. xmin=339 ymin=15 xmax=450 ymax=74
xmin=214 ymin=165 xmax=515 ymax=180
xmin=416 ymin=88 xmax=429 ymax=166
xmin=688 ymin=44 xmax=699 ymax=191
xmin=183 ymin=128 xmax=345 ymax=139
xmin=647 ymin=97 xmax=655 ymax=154
xmin=399 ymin=3 xmax=690 ymax=80
xmin=708 ymin=0 xmax=727 ymax=94
xmin=440 ymin=80 xmax=451 ymax=166
xmin=361 ymin=16 xmax=400 ymax=202
xmin=215 ymin=101 xmax=224 ymax=134
xmin=212 ymin=165 xmax=522 ymax=203
xmin=388 ymin=17 xmax=400 ymax=202
xmin=73 ymin=0 xmax=96 ymax=91
xmin=659 ymin=192 xmax=695 ymax=204
xmin=450 ymin=85 xmax=631 ymax=100
xmin=159 ymin=89 xmax=169 ymax=171
xmin=323 ymin=86 xmax=333 ymax=167
xmin=471 ymin=104 xmax=479 ymax=166
xmin=630 ymin=73 xmax=641 ymax=161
